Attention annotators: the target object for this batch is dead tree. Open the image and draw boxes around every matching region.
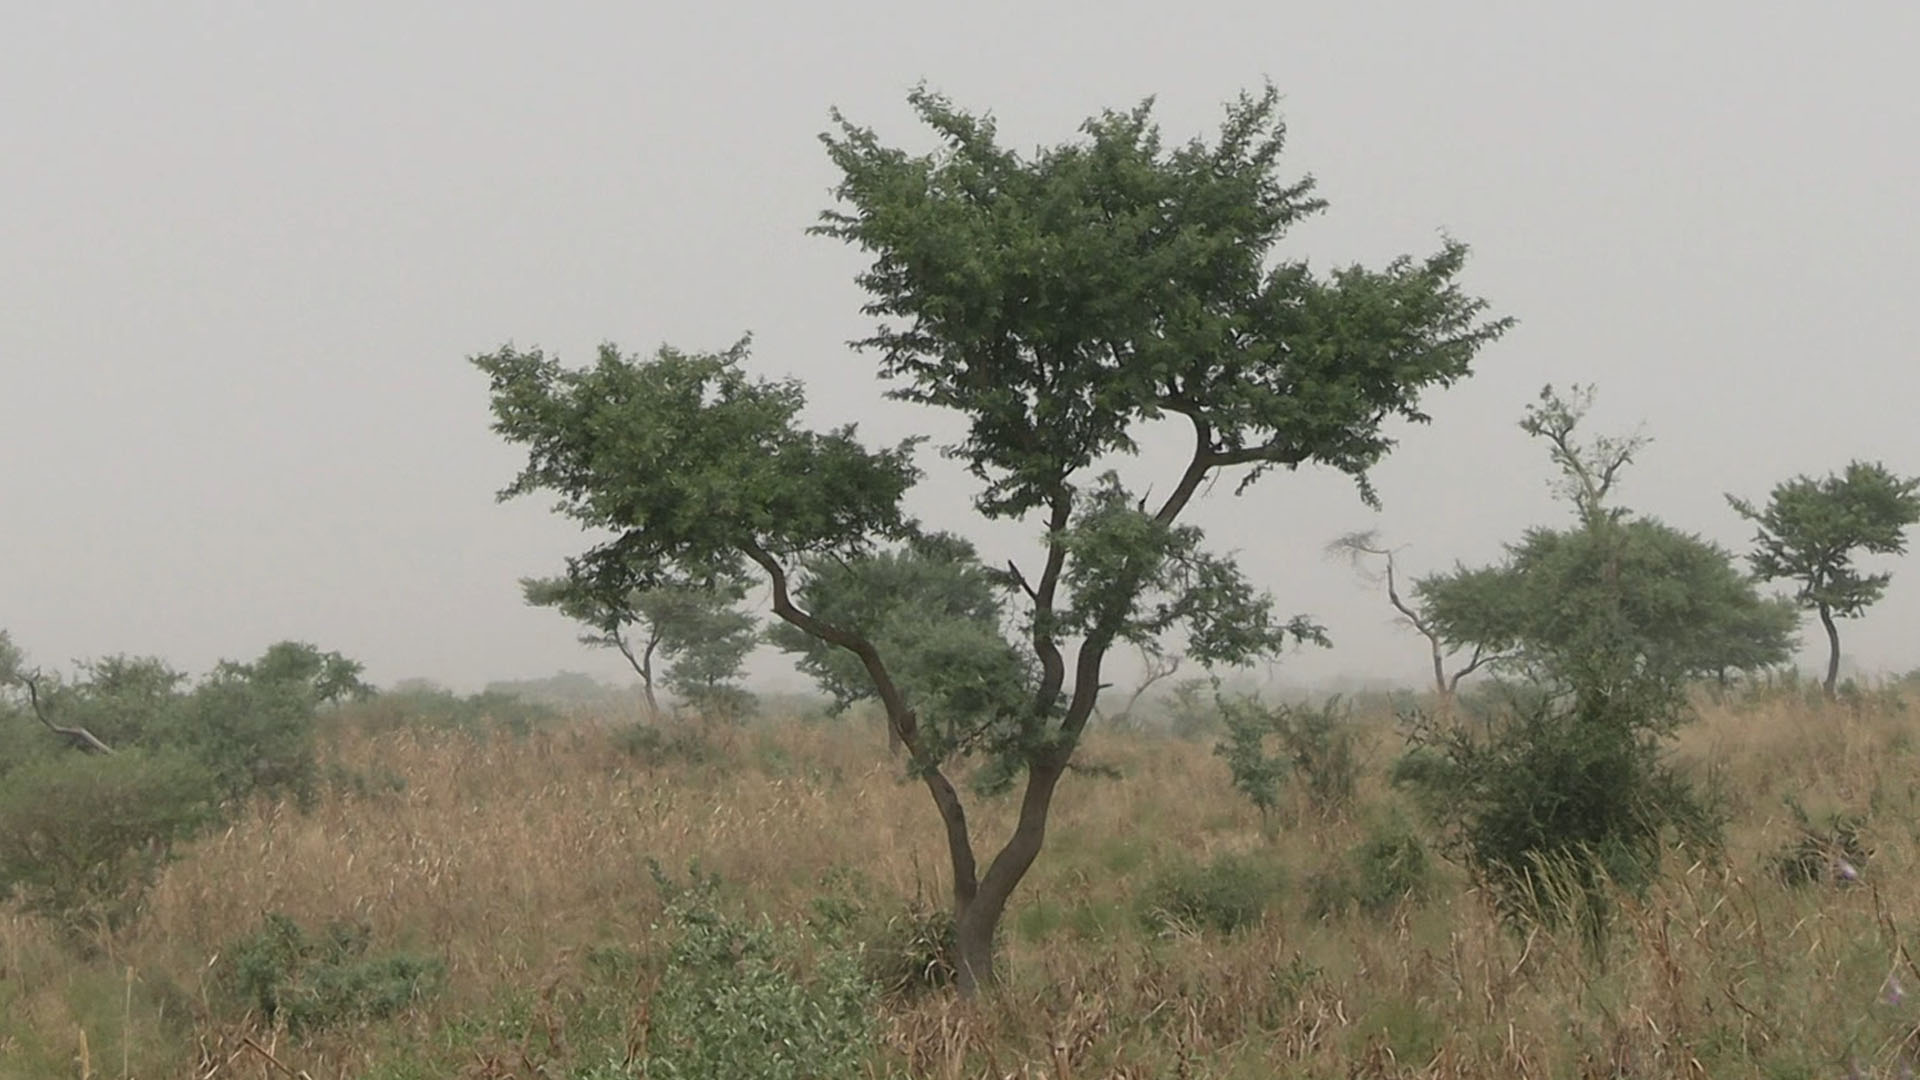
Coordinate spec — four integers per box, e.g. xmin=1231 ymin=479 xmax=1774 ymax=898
xmin=15 ymin=671 xmax=115 ymax=754
xmin=1092 ymin=644 xmax=1183 ymax=731
xmin=1327 ymin=532 xmax=1501 ymax=705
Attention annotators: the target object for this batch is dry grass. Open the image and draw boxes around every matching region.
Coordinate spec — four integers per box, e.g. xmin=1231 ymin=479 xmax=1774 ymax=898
xmin=6 ymin=691 xmax=1920 ymax=1078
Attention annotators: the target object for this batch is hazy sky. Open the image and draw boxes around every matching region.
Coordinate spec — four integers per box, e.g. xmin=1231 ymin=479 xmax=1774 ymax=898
xmin=5 ymin=3 xmax=1916 ymax=694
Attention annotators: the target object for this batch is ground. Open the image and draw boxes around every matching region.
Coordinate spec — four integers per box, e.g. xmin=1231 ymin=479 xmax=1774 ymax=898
xmin=3 ymin=687 xmax=1917 ymax=1078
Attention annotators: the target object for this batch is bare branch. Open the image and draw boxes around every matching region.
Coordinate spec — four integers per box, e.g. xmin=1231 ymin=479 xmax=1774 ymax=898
xmin=1094 ymin=644 xmax=1183 ymax=727
xmin=18 ymin=672 xmax=115 ymax=755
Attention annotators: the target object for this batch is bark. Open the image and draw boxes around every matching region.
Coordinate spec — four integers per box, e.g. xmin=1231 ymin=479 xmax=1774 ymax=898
xmin=1819 ymin=603 xmax=1841 ymax=699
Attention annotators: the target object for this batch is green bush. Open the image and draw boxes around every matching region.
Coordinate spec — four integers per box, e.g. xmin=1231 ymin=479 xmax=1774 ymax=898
xmin=1396 ymin=684 xmax=1721 ymax=932
xmin=634 ymin=866 xmax=877 ymax=1080
xmin=1137 ymin=850 xmax=1286 ymax=935
xmin=216 ymin=913 xmax=443 ymax=1035
xmin=610 ymin=721 xmax=722 ymax=768
xmin=1214 ymin=693 xmax=1359 ymax=823
xmin=339 ymin=686 xmax=559 ymax=738
xmin=1308 ymin=815 xmax=1433 ymax=918
xmin=0 ymin=749 xmax=217 ymax=932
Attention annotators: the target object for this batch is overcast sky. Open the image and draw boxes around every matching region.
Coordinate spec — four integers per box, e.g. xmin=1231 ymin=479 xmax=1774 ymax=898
xmin=5 ymin=2 xmax=1916 ymax=694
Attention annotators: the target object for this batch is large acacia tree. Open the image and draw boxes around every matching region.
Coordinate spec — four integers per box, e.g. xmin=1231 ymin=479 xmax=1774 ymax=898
xmin=475 ymin=84 xmax=1508 ymax=994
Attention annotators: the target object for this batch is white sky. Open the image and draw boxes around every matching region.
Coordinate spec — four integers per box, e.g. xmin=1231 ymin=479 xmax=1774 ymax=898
xmin=4 ymin=2 xmax=1916 ymax=693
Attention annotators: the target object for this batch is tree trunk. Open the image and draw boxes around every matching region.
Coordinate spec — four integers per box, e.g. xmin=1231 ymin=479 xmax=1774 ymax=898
xmin=1819 ymin=603 xmax=1841 ymax=699
xmin=952 ymin=904 xmax=997 ymax=997
xmin=944 ymin=761 xmax=1064 ymax=997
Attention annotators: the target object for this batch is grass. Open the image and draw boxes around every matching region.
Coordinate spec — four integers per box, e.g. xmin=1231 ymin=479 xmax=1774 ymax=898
xmin=5 ymin=694 xmax=1920 ymax=1077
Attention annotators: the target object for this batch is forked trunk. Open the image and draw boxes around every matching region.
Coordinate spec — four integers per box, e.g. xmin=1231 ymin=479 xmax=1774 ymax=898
xmin=1819 ymin=603 xmax=1841 ymax=699
xmin=941 ymin=761 xmax=1064 ymax=997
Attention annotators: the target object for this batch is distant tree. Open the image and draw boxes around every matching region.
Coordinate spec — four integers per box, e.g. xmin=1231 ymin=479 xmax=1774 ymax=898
xmin=1415 ymin=387 xmax=1797 ymax=689
xmin=1326 ymin=532 xmax=1503 ymax=704
xmin=0 ymin=631 xmax=116 ymax=755
xmin=1727 ymin=461 xmax=1920 ymax=698
xmin=475 ymin=83 xmax=1507 ymax=994
xmin=213 ymin=641 xmax=374 ymax=705
xmin=522 ymin=574 xmax=758 ymax=720
xmin=1399 ymin=386 xmax=1784 ymax=930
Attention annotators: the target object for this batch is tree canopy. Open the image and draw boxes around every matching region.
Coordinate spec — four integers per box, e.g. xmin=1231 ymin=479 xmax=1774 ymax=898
xmin=1728 ymin=460 xmax=1920 ymax=695
xmin=523 ymin=573 xmax=758 ymax=719
xmin=477 ymin=82 xmax=1509 ymax=993
xmin=1415 ymin=386 xmax=1796 ymax=693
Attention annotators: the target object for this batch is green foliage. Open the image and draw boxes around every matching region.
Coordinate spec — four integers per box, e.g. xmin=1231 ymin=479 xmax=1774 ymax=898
xmin=1213 ymin=692 xmax=1359 ymax=823
xmin=0 ymin=749 xmax=217 ymax=931
xmin=1729 ymin=460 xmax=1920 ymax=693
xmin=1137 ymin=850 xmax=1286 ymax=934
xmin=1397 ymin=686 xmax=1721 ymax=926
xmin=523 ymin=574 xmax=758 ymax=718
xmin=478 ymin=82 xmax=1507 ymax=988
xmin=816 ymin=82 xmax=1510 ymax=520
xmin=636 ymin=867 xmax=878 ymax=1080
xmin=343 ymin=684 xmax=561 ymax=738
xmin=1307 ymin=814 xmax=1433 ymax=918
xmin=1395 ymin=388 xmax=1736 ymax=933
xmin=608 ymin=720 xmax=722 ymax=769
xmin=1729 ymin=460 xmax=1920 ymax=618
xmin=768 ymin=531 xmax=1033 ymax=778
xmin=216 ymin=913 xmax=443 ymax=1035
xmin=1419 ymin=387 xmax=1797 ymax=688
xmin=477 ymin=337 xmax=922 ymax=582
xmin=214 ymin=641 xmax=374 ymax=705
xmin=175 ymin=672 xmax=323 ymax=807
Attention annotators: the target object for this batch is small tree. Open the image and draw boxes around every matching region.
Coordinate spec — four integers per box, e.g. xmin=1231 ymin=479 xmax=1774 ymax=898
xmin=1727 ymin=461 xmax=1920 ymax=698
xmin=1400 ymin=387 xmax=1784 ymax=927
xmin=523 ymin=574 xmax=758 ymax=720
xmin=1326 ymin=532 xmax=1503 ymax=705
xmin=476 ymin=83 xmax=1508 ymax=993
xmin=1415 ymin=387 xmax=1797 ymax=690
xmin=214 ymin=641 xmax=374 ymax=705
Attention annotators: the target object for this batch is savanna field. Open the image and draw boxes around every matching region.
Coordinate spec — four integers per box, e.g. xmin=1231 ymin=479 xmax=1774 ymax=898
xmin=7 ymin=688 xmax=1920 ymax=1080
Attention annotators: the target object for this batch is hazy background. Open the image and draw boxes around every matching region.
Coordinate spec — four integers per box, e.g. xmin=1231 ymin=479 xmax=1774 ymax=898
xmin=4 ymin=2 xmax=1915 ymax=694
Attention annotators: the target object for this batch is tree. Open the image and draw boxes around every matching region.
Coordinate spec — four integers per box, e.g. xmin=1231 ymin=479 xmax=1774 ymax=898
xmin=1399 ymin=387 xmax=1789 ymax=931
xmin=213 ymin=641 xmax=374 ymax=705
xmin=524 ymin=574 xmax=759 ymax=719
xmin=766 ymin=531 xmax=1015 ymax=755
xmin=1727 ymin=461 xmax=1920 ymax=698
xmin=475 ymin=83 xmax=1508 ymax=994
xmin=1326 ymin=532 xmax=1503 ymax=704
xmin=1415 ymin=387 xmax=1797 ymax=690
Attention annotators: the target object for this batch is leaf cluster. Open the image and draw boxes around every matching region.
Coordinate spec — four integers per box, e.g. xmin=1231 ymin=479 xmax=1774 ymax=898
xmin=1728 ymin=460 xmax=1920 ymax=617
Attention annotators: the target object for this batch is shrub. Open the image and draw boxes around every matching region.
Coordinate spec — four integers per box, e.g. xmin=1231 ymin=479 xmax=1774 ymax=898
xmin=610 ymin=721 xmax=722 ymax=768
xmin=1137 ymin=851 xmax=1286 ymax=935
xmin=1396 ymin=683 xmax=1721 ymax=933
xmin=216 ymin=913 xmax=443 ymax=1035
xmin=1214 ymin=693 xmax=1359 ymax=824
xmin=636 ymin=866 xmax=877 ymax=1080
xmin=0 ymin=749 xmax=217 ymax=932
xmin=1308 ymin=814 xmax=1433 ymax=918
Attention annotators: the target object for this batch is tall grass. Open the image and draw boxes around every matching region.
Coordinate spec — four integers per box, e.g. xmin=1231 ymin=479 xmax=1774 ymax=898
xmin=4 ymin=693 xmax=1919 ymax=1077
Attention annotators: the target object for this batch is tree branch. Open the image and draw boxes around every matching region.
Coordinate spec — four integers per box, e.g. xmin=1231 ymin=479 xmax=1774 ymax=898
xmin=1029 ymin=492 xmax=1073 ymax=717
xmin=19 ymin=673 xmax=114 ymax=755
xmin=740 ymin=538 xmax=980 ymax=902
